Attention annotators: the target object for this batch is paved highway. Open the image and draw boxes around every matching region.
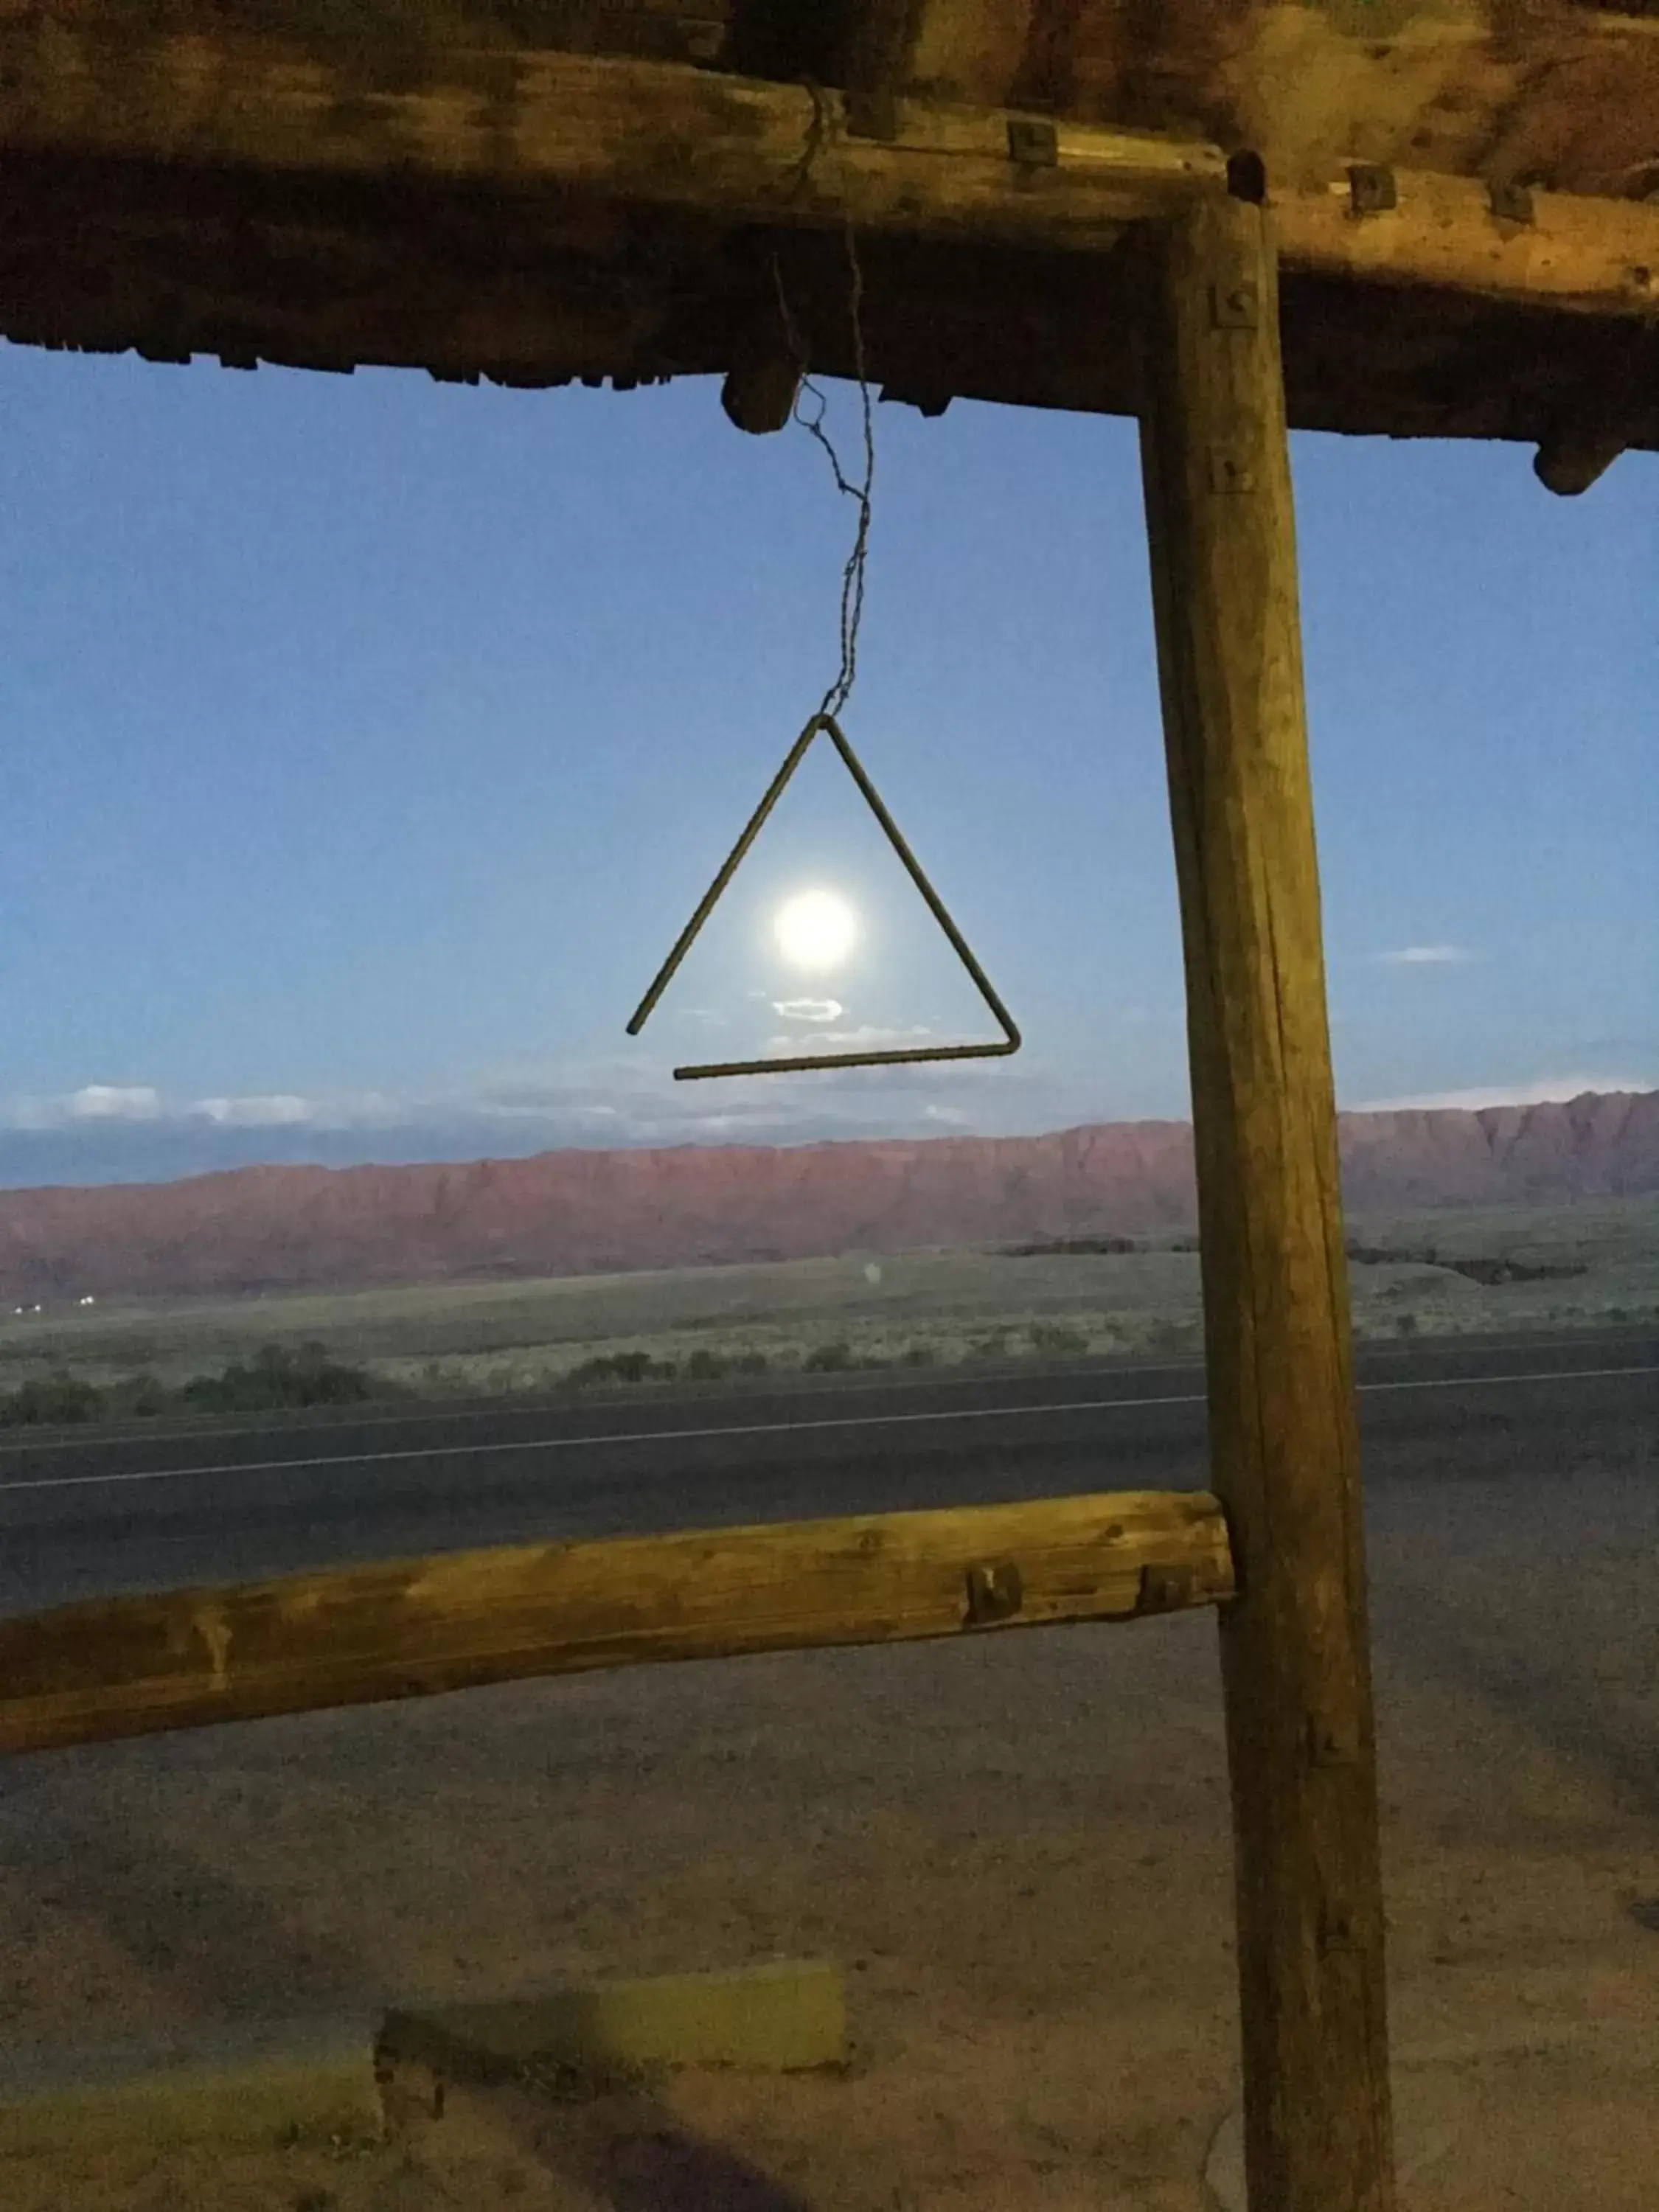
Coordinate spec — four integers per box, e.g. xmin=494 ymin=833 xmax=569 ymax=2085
xmin=0 ymin=1329 xmax=1652 ymax=1615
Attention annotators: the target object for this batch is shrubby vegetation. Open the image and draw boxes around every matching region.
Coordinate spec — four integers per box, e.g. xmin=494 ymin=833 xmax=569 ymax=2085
xmin=1346 ymin=1241 xmax=1585 ymax=1284
xmin=564 ymin=1349 xmax=678 ymax=1388
xmin=1004 ymin=1237 xmax=1144 ymax=1257
xmin=561 ymin=1345 xmax=779 ymax=1390
xmin=179 ymin=1341 xmax=377 ymax=1413
xmin=0 ymin=1371 xmax=106 ymax=1426
xmin=802 ymin=1340 xmax=853 ymax=1373
xmin=1029 ymin=1321 xmax=1089 ymax=1357
xmin=0 ymin=1341 xmax=379 ymax=1428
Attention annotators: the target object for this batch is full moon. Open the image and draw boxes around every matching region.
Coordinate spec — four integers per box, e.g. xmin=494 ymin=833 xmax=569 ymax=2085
xmin=774 ymin=888 xmax=858 ymax=972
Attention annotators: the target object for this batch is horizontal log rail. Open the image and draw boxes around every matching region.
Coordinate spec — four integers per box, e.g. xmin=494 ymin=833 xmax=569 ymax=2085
xmin=0 ymin=22 xmax=1220 ymax=246
xmin=0 ymin=1489 xmax=1233 ymax=1756
xmin=3 ymin=24 xmax=1657 ymax=317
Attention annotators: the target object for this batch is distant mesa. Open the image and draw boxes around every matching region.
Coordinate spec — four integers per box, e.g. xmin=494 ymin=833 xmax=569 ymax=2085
xmin=0 ymin=1090 xmax=1653 ymax=1304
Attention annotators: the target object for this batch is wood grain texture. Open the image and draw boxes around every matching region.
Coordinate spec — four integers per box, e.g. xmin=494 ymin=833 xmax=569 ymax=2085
xmin=0 ymin=21 xmax=1217 ymax=241
xmin=7 ymin=0 xmax=1658 ymax=208
xmin=1138 ymin=196 xmax=1396 ymax=2212
xmin=0 ymin=1487 xmax=1233 ymax=1756
xmin=5 ymin=18 xmax=1657 ymax=308
xmin=1273 ymin=166 xmax=1659 ymax=316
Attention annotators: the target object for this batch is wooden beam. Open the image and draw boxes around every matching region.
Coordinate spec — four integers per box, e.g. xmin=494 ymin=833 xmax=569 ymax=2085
xmin=906 ymin=0 xmax=1036 ymax=109
xmin=0 ymin=1488 xmax=1232 ymax=1756
xmin=720 ymin=295 xmax=803 ymax=433
xmin=0 ymin=21 xmax=1216 ymax=247
xmin=838 ymin=0 xmax=925 ymax=142
xmin=1138 ymin=198 xmax=1396 ymax=2212
xmin=1 ymin=167 xmax=1654 ymax=451
xmin=3 ymin=21 xmax=1658 ymax=321
xmin=1273 ymin=164 xmax=1659 ymax=319
xmin=1531 ymin=322 xmax=1658 ymax=493
xmin=1534 ymin=422 xmax=1630 ymax=495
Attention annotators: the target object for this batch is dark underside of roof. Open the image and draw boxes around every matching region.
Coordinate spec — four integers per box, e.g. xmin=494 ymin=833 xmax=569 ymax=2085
xmin=5 ymin=151 xmax=1657 ymax=457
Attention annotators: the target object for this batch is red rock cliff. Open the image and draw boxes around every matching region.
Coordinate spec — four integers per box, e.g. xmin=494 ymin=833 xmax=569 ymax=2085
xmin=1 ymin=1090 xmax=1654 ymax=1302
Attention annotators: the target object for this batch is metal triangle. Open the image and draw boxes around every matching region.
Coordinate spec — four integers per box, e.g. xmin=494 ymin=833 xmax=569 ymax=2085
xmin=627 ymin=714 xmax=1021 ymax=1079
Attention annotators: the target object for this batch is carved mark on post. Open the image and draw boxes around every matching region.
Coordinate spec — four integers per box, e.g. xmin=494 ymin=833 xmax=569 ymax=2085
xmin=1136 ymin=1562 xmax=1197 ymax=1615
xmin=1347 ymin=163 xmax=1397 ymax=217
xmin=1208 ymin=447 xmax=1256 ymax=494
xmin=964 ymin=1561 xmax=1024 ymax=1626
xmin=1209 ymin=279 xmax=1259 ymax=329
xmin=1308 ymin=1713 xmax=1360 ymax=1768
xmin=193 ymin=1606 xmax=233 ymax=1694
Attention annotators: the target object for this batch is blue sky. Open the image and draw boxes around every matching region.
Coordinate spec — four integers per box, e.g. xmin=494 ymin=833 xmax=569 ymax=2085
xmin=1 ymin=340 xmax=1654 ymax=1186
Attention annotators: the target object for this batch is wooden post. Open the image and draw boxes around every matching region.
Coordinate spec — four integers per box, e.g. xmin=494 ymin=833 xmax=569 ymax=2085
xmin=1137 ymin=192 xmax=1397 ymax=2212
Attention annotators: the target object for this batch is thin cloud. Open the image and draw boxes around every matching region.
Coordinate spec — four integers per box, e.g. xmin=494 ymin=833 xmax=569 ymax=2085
xmin=773 ymin=998 xmax=844 ymax=1024
xmin=477 ymin=1092 xmax=620 ymax=1124
xmin=0 ymin=1042 xmax=1096 ymax=1186
xmin=1354 ymin=1074 xmax=1655 ymax=1113
xmin=67 ymin=1085 xmax=163 ymax=1121
xmin=763 ymin=1023 xmax=934 ymax=1056
xmin=1372 ymin=944 xmax=1475 ymax=967
xmin=823 ymin=1025 xmax=934 ymax=1048
xmin=190 ymin=1093 xmax=316 ymax=1129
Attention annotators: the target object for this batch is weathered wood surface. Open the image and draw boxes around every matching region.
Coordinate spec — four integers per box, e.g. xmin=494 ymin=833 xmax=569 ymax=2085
xmin=867 ymin=0 xmax=1659 ymax=209
xmin=1138 ymin=196 xmax=1396 ymax=2212
xmin=0 ymin=23 xmax=1220 ymax=242
xmin=838 ymin=0 xmax=928 ymax=144
xmin=4 ymin=167 xmax=1652 ymax=459
xmin=1274 ymin=167 xmax=1659 ymax=317
xmin=0 ymin=1487 xmax=1233 ymax=1756
xmin=16 ymin=2 xmax=1655 ymax=212
xmin=4 ymin=21 xmax=1658 ymax=313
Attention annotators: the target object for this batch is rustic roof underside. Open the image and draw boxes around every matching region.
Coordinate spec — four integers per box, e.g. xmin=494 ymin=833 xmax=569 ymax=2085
xmin=2 ymin=1 xmax=1657 ymax=457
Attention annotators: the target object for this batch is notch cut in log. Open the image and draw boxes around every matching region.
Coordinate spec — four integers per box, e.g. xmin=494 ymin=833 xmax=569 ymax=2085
xmin=0 ymin=1488 xmax=1232 ymax=1756
xmin=1138 ymin=195 xmax=1396 ymax=2211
